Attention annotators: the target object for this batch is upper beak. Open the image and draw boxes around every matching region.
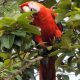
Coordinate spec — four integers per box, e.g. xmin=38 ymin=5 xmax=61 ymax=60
xmin=22 ymin=6 xmax=31 ymax=12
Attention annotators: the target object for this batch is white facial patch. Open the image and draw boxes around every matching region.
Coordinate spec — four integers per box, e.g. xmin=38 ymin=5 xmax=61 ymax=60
xmin=22 ymin=6 xmax=31 ymax=12
xmin=28 ymin=1 xmax=40 ymax=12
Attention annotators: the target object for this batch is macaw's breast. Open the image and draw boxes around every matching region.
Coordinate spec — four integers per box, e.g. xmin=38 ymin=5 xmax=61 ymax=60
xmin=33 ymin=6 xmax=62 ymax=44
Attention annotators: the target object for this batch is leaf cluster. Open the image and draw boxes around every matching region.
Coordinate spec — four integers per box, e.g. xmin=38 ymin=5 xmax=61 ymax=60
xmin=49 ymin=0 xmax=80 ymax=79
xmin=0 ymin=0 xmax=80 ymax=80
xmin=0 ymin=10 xmax=40 ymax=80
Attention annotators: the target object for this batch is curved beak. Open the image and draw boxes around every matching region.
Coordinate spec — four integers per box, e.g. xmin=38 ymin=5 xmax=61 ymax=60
xmin=22 ymin=6 xmax=31 ymax=12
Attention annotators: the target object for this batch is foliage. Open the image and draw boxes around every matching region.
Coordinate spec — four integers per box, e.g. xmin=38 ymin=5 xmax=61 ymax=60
xmin=0 ymin=0 xmax=80 ymax=80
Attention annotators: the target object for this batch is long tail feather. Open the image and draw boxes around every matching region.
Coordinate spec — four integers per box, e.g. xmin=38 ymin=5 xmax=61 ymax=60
xmin=39 ymin=57 xmax=56 ymax=80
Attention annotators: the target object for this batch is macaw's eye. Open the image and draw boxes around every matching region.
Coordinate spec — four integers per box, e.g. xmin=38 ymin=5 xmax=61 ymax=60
xmin=31 ymin=8 xmax=37 ymax=11
xmin=31 ymin=8 xmax=33 ymax=11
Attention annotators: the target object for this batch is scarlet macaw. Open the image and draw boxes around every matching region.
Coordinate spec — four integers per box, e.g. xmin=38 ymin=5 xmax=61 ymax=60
xmin=20 ymin=1 xmax=62 ymax=80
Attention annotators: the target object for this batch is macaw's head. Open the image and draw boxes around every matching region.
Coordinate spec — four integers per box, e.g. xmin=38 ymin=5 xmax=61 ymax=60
xmin=19 ymin=1 xmax=44 ymax=13
xmin=20 ymin=1 xmax=58 ymax=19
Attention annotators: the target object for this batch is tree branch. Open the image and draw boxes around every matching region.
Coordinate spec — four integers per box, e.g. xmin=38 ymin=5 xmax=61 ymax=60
xmin=3 ymin=56 xmax=43 ymax=80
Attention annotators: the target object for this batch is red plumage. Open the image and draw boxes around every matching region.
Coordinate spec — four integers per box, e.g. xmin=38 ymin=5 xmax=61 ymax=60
xmin=33 ymin=5 xmax=62 ymax=46
xmin=20 ymin=1 xmax=62 ymax=80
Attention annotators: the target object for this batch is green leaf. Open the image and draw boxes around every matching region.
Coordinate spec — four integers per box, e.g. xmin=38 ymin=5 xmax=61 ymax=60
xmin=56 ymin=53 xmax=65 ymax=67
xmin=12 ymin=62 xmax=21 ymax=68
xmin=19 ymin=0 xmax=31 ymax=5
xmin=74 ymin=7 xmax=80 ymax=12
xmin=22 ymin=24 xmax=41 ymax=35
xmin=57 ymin=0 xmax=71 ymax=10
xmin=61 ymin=29 xmax=74 ymax=50
xmin=72 ymin=45 xmax=80 ymax=49
xmin=56 ymin=12 xmax=67 ymax=22
xmin=17 ymin=12 xmax=34 ymax=24
xmin=17 ymin=13 xmax=41 ymax=35
xmin=0 ymin=17 xmax=16 ymax=31
xmin=66 ymin=11 xmax=78 ymax=17
xmin=57 ymin=74 xmax=69 ymax=80
xmin=0 ymin=17 xmax=16 ymax=27
xmin=62 ymin=75 xmax=69 ymax=80
xmin=11 ymin=30 xmax=26 ymax=37
xmin=0 ymin=62 xmax=4 ymax=68
xmin=72 ymin=0 xmax=80 ymax=3
xmin=69 ymin=14 xmax=80 ymax=21
xmin=49 ymin=49 xmax=62 ymax=57
xmin=0 ymin=53 xmax=10 ymax=59
xmin=56 ymin=0 xmax=71 ymax=22
xmin=1 ymin=34 xmax=15 ymax=49
xmin=63 ymin=29 xmax=73 ymax=38
xmin=0 ymin=30 xmax=5 ymax=37
xmin=4 ymin=59 xmax=11 ymax=66
xmin=61 ymin=37 xmax=72 ymax=50
xmin=0 ymin=24 xmax=4 ymax=30
xmin=25 ymin=68 xmax=36 ymax=80
xmin=15 ymin=75 xmax=22 ymax=80
xmin=63 ymin=51 xmax=75 ymax=56
xmin=43 ymin=0 xmax=56 ymax=8
xmin=66 ymin=11 xmax=80 ymax=28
